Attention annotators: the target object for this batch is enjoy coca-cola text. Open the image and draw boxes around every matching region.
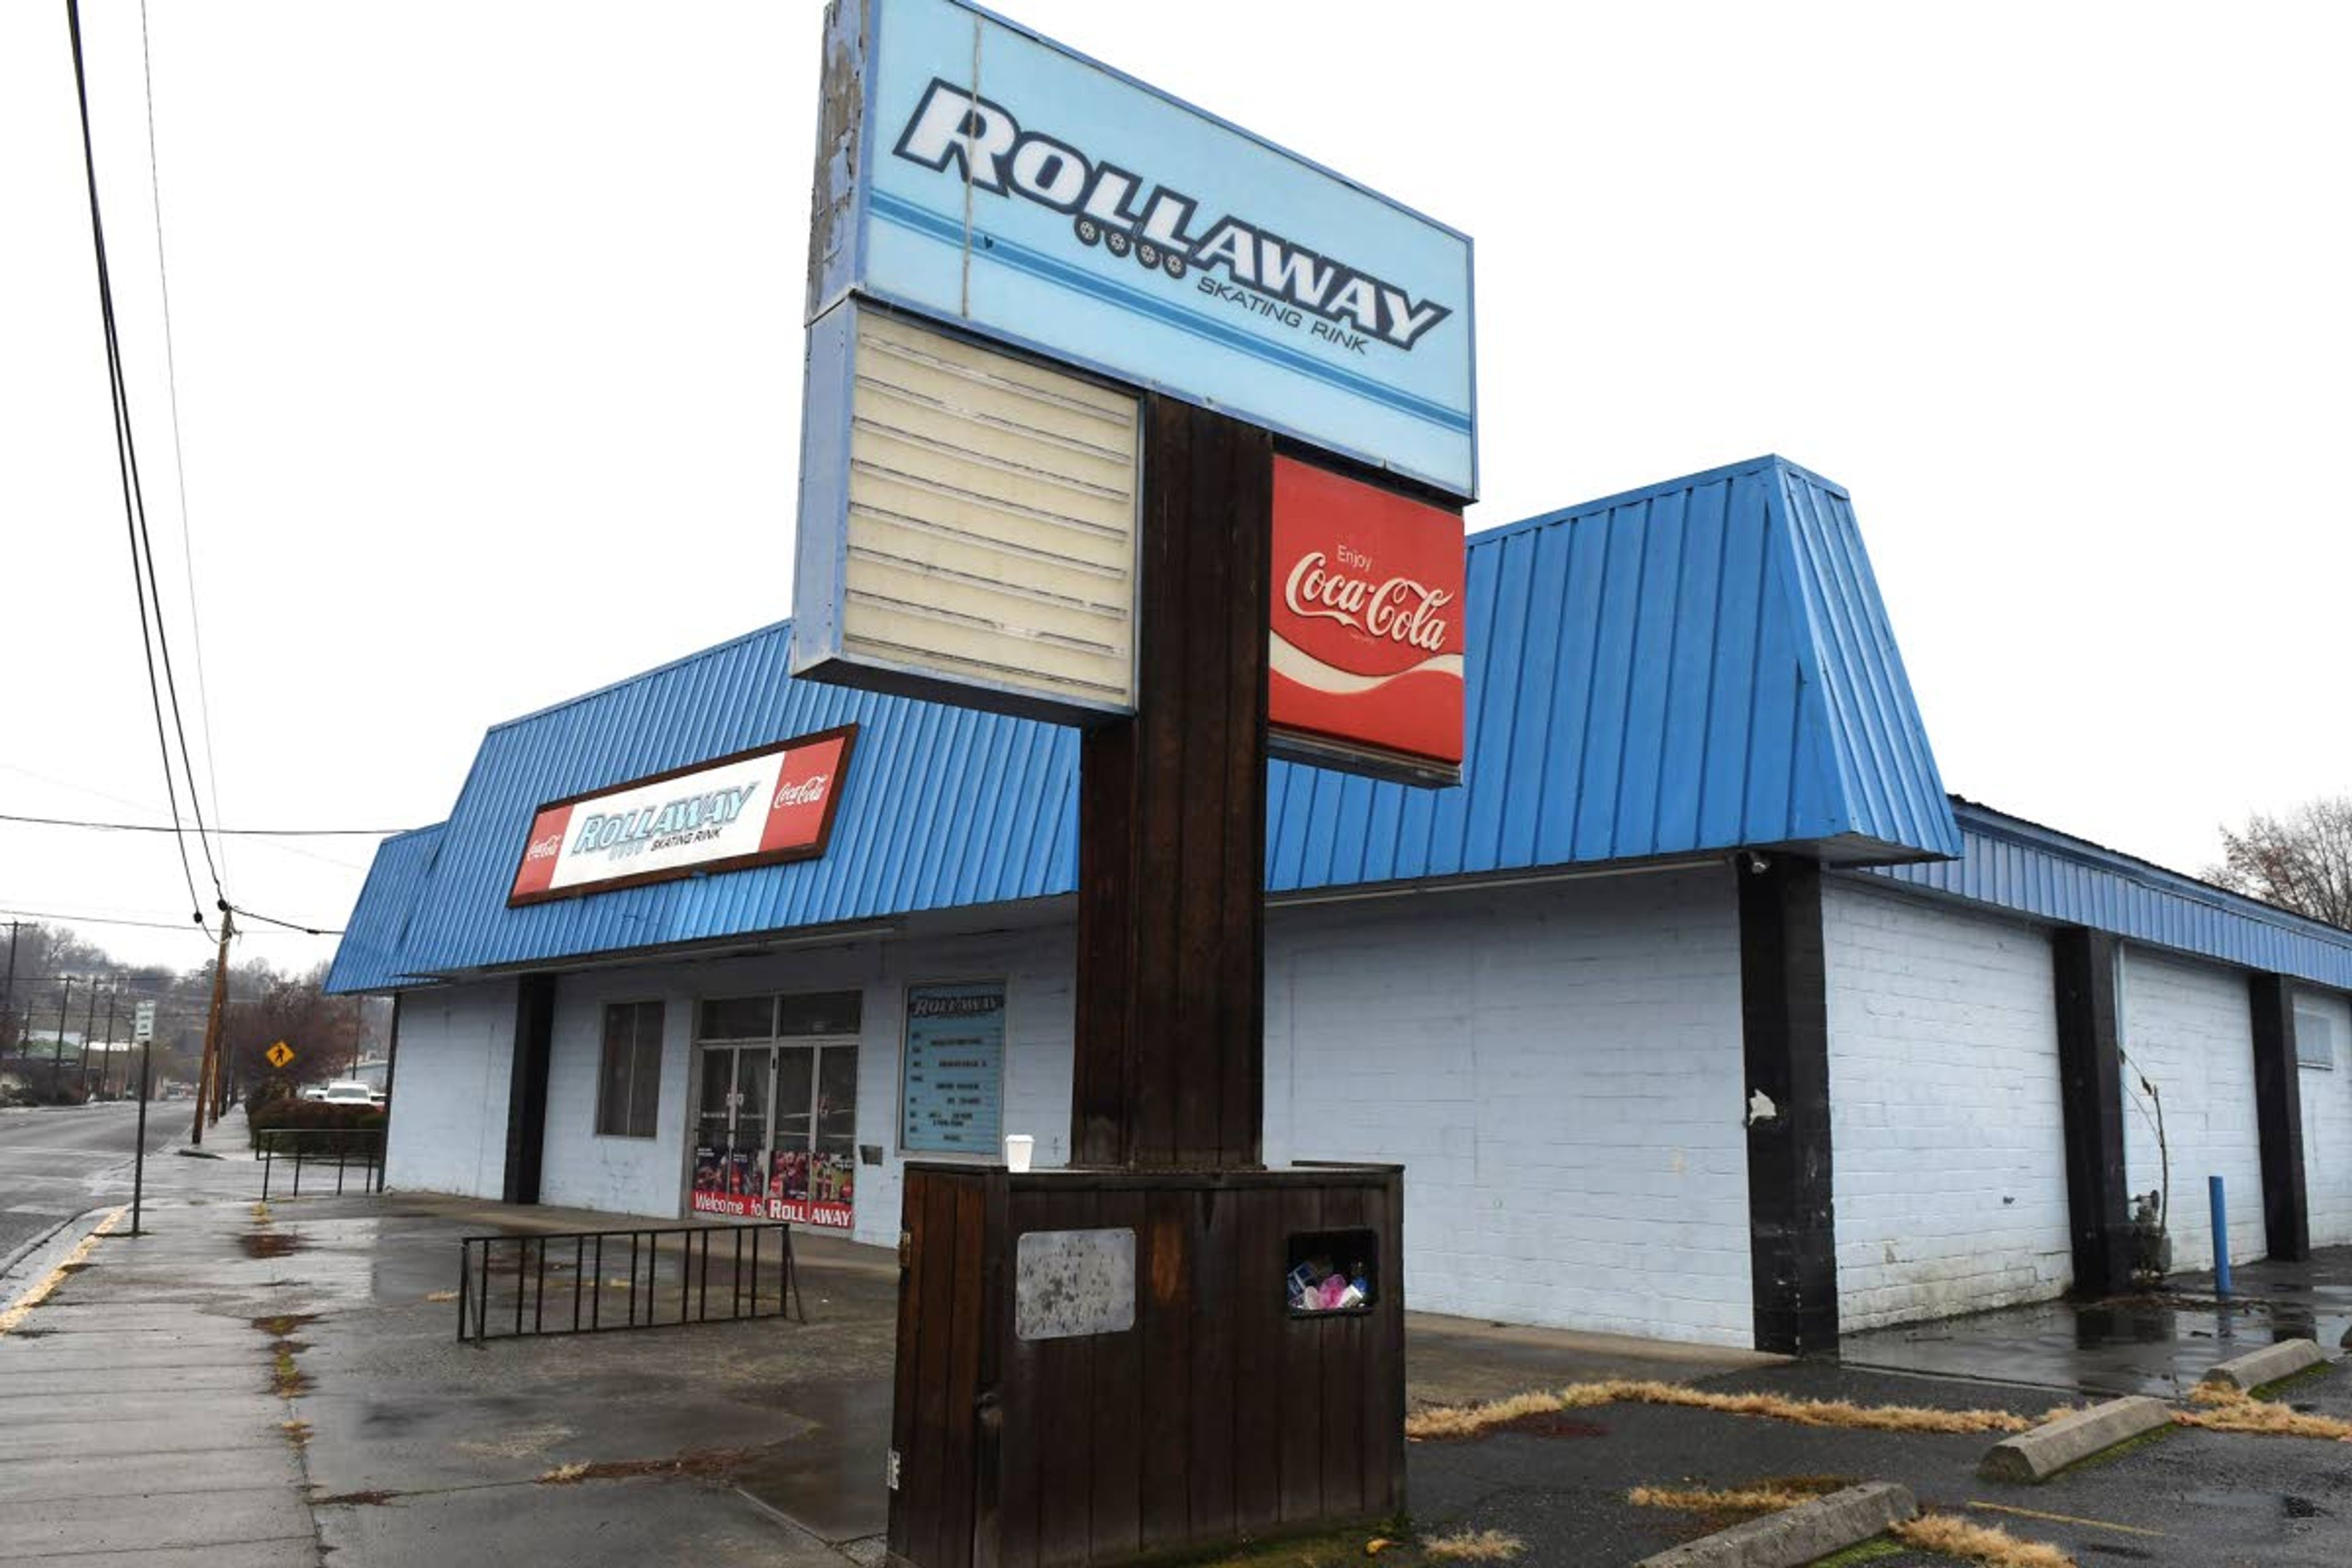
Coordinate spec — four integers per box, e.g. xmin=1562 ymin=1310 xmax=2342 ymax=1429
xmin=1283 ymin=551 xmax=1453 ymax=653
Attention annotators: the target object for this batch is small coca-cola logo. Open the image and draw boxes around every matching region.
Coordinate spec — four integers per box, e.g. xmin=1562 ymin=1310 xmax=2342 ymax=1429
xmin=774 ymin=774 xmax=831 ymax=810
xmin=1283 ymin=549 xmax=1453 ymax=653
xmin=526 ymin=835 xmax=564 ymax=861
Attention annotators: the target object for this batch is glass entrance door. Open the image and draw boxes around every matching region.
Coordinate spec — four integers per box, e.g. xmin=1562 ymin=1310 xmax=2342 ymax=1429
xmin=691 ymin=1044 xmax=772 ymax=1218
xmin=690 ymin=992 xmax=861 ymax=1228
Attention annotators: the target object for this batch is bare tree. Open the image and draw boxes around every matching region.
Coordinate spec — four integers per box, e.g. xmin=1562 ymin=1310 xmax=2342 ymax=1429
xmin=2207 ymin=796 xmax=2352 ymax=930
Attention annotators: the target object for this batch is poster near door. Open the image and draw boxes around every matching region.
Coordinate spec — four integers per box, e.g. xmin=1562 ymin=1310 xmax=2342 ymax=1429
xmin=690 ymin=991 xmax=860 ymax=1230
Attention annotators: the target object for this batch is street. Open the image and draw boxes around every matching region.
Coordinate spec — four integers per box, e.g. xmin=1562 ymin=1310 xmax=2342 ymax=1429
xmin=0 ymin=1101 xmax=184 ymax=1263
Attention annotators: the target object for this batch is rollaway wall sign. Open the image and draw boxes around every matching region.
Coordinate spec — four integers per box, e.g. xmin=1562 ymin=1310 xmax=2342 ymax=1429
xmin=508 ymin=726 xmax=857 ymax=906
xmin=806 ymin=0 xmax=1477 ymax=500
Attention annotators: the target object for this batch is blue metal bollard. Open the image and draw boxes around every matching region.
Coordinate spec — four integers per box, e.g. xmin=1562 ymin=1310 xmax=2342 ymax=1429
xmin=2209 ymin=1175 xmax=2231 ymax=1297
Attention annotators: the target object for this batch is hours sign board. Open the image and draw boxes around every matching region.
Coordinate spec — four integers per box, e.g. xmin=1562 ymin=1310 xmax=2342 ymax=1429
xmin=900 ymin=981 xmax=1005 ymax=1154
xmin=807 ymin=0 xmax=1477 ymax=501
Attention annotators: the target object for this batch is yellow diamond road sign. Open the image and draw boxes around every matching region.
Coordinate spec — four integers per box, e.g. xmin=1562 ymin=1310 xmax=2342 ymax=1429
xmin=265 ymin=1041 xmax=294 ymax=1070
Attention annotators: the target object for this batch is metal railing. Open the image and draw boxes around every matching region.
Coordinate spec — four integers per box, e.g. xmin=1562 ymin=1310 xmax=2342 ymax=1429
xmin=456 ymin=1222 xmax=803 ymax=1343
xmin=255 ymin=1128 xmax=385 ymax=1199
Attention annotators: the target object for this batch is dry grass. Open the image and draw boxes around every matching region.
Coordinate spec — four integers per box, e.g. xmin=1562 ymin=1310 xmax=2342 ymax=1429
xmin=1892 ymin=1513 xmax=2075 ymax=1567
xmin=1406 ymin=1381 xmax=2035 ymax=1441
xmin=2177 ymin=1384 xmax=2352 ymax=1441
xmin=1557 ymin=1379 xmax=2034 ymax=1435
xmin=1627 ymin=1483 xmax=1819 ymax=1516
xmin=539 ymin=1461 xmax=590 ymax=1484
xmin=1406 ymin=1392 xmax=1566 ymax=1441
xmin=1419 ymin=1528 xmax=1524 ymax=1562
xmin=423 ymin=1290 xmax=458 ymax=1303
xmin=252 ymin=1202 xmax=273 ymax=1224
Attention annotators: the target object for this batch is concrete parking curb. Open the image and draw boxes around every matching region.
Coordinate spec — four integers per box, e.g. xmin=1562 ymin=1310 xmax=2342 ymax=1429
xmin=1630 ymin=1482 xmax=1916 ymax=1568
xmin=1978 ymin=1396 xmax=2173 ymax=1483
xmin=2200 ymin=1338 xmax=2331 ymax=1392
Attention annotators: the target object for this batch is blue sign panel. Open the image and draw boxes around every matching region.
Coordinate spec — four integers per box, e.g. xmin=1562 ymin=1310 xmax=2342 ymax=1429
xmin=900 ymin=981 xmax=1006 ymax=1153
xmin=812 ymin=0 xmax=1477 ymax=499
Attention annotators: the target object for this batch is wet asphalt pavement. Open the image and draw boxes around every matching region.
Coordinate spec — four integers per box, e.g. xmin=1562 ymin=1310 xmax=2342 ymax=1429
xmin=1410 ymin=1329 xmax=2352 ymax=1567
xmin=15 ymin=1134 xmax=2352 ymax=1566
xmin=0 ymin=1100 xmax=184 ymax=1262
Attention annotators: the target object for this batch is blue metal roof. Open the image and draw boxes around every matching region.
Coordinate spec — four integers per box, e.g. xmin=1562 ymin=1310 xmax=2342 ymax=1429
xmin=1265 ymin=456 xmax=1959 ymax=889
xmin=371 ymin=623 xmax=1082 ymax=987
xmin=331 ymin=455 xmax=1960 ymax=987
xmin=1869 ymin=801 xmax=2352 ymax=992
xmin=322 ymin=824 xmax=445 ymax=993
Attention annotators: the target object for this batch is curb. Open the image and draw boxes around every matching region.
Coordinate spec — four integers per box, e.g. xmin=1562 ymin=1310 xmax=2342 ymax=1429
xmin=2201 ymin=1338 xmax=2331 ymax=1392
xmin=1630 ymin=1482 xmax=1916 ymax=1568
xmin=0 ymin=1208 xmax=96 ymax=1284
xmin=1978 ymin=1396 xmax=2172 ymax=1483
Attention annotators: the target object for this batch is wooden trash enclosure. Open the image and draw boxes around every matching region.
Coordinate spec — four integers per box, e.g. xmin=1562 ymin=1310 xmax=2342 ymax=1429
xmin=889 ymin=1163 xmax=1406 ymax=1568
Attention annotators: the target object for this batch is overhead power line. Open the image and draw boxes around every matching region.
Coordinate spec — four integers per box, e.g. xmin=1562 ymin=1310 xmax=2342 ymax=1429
xmin=64 ymin=0 xmax=219 ymax=930
xmin=0 ymin=907 xmax=331 ymax=938
xmin=137 ymin=0 xmax=231 ymax=892
xmin=0 ymin=811 xmax=407 ymax=837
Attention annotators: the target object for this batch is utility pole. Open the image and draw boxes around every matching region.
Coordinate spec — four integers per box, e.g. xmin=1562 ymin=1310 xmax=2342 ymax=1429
xmin=190 ymin=911 xmax=233 ymax=1145
xmin=80 ymin=981 xmax=100 ymax=1099
xmin=100 ymin=986 xmax=118 ymax=1098
xmin=1 ymin=921 xmax=20 ymax=1057
xmin=52 ymin=976 xmax=75 ymax=1099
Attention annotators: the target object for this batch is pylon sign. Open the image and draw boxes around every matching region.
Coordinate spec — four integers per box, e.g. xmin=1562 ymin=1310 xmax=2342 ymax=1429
xmin=265 ymin=1041 xmax=294 ymax=1070
xmin=805 ymin=0 xmax=1475 ymax=499
xmin=794 ymin=0 xmax=1476 ymax=729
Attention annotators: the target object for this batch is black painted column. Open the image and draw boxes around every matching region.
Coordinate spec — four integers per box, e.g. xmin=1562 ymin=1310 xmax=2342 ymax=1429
xmin=503 ymin=974 xmax=556 ymax=1205
xmin=1739 ymin=855 xmax=1838 ymax=1356
xmin=2051 ymin=928 xmax=2131 ymax=1297
xmin=2249 ymin=972 xmax=2310 ymax=1262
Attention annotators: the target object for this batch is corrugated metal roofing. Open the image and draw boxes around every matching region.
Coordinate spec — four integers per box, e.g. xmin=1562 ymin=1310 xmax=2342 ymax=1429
xmin=322 ymin=824 xmax=445 ymax=993
xmin=1870 ymin=801 xmax=2352 ymax=991
xmin=1265 ymin=456 xmax=1959 ymax=889
xmin=331 ymin=454 xmax=1961 ymax=988
xmin=379 ymin=623 xmax=1082 ymax=985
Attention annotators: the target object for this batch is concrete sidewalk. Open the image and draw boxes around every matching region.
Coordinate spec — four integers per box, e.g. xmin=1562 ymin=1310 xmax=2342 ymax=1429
xmin=2 ymin=1150 xmax=1794 ymax=1567
xmin=1 ymin=1134 xmax=873 ymax=1567
xmin=0 ymin=1110 xmax=323 ymax=1566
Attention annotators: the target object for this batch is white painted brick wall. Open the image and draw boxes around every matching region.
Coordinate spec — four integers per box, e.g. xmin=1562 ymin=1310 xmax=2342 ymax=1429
xmin=2294 ymin=988 xmax=2352 ymax=1247
xmin=384 ymin=979 xmax=516 ymax=1199
xmin=2120 ymin=948 xmax=2265 ymax=1271
xmin=409 ymin=875 xmax=1751 ymax=1346
xmin=1266 ymin=867 xmax=1753 ymax=1348
xmin=537 ymin=968 xmax=697 ymax=1216
xmin=1822 ymin=881 xmax=2070 ymax=1330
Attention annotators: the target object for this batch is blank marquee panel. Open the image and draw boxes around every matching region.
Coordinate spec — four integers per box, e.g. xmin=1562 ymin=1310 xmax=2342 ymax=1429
xmin=809 ymin=309 xmax=1144 ymax=717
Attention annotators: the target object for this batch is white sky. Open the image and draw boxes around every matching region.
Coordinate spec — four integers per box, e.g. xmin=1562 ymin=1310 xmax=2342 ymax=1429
xmin=2 ymin=2 xmax=2346 ymax=974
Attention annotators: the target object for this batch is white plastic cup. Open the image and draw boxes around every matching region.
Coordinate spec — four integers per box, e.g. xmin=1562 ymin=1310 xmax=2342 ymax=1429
xmin=1003 ymin=1134 xmax=1035 ymax=1173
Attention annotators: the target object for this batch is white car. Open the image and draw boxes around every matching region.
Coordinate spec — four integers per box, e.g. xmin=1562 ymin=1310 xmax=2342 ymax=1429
xmin=299 ymin=1085 xmax=330 ymax=1102
xmin=320 ymin=1080 xmax=376 ymax=1106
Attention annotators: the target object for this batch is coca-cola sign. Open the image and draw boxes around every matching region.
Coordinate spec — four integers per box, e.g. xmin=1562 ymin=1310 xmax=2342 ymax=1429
xmin=1269 ymin=458 xmax=1465 ymax=784
xmin=508 ymin=725 xmax=858 ymax=907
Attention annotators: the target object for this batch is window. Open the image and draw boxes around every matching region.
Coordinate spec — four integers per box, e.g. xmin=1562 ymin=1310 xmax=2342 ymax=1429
xmin=2296 ymin=1009 xmax=2335 ymax=1071
xmin=597 ymin=1001 xmax=665 ymax=1137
